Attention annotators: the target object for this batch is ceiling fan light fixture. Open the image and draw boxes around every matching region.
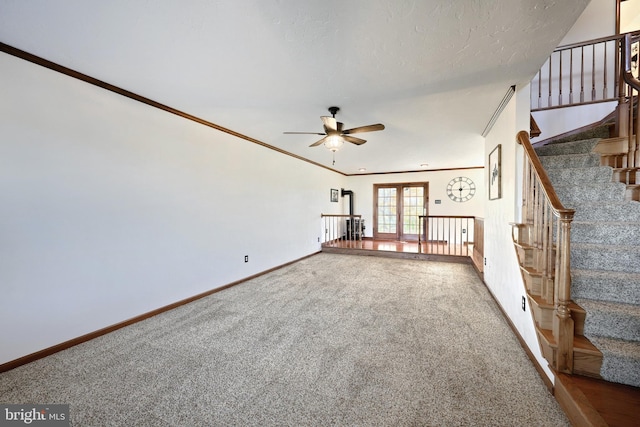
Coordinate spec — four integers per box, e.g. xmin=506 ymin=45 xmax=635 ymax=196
xmin=324 ymin=135 xmax=344 ymax=152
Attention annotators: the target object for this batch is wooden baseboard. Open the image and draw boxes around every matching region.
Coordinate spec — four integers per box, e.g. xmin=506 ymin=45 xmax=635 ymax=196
xmin=476 ymin=274 xmax=554 ymax=393
xmin=0 ymin=251 xmax=321 ymax=373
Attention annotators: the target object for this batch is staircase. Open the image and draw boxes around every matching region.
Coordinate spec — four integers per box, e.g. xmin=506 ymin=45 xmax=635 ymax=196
xmin=533 ymin=137 xmax=640 ymax=388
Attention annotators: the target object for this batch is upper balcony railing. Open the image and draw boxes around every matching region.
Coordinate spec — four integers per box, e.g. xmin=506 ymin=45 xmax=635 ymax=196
xmin=531 ymin=34 xmax=628 ymax=111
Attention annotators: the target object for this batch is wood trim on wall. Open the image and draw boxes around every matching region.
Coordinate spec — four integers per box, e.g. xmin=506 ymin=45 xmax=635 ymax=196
xmin=0 ymin=252 xmax=320 ymax=373
xmin=0 ymin=42 xmax=487 ymax=178
xmin=0 ymin=41 xmax=344 ymax=176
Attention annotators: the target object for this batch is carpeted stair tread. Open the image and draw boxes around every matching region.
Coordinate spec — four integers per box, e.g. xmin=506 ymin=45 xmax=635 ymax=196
xmin=574 ymin=298 xmax=640 ymax=342
xmin=586 ymin=335 xmax=640 ymax=388
xmin=572 ymin=269 xmax=640 ymax=305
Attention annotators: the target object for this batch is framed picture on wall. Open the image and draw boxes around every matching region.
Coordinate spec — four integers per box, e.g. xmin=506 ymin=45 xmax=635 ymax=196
xmin=330 ymin=188 xmax=339 ymax=202
xmin=489 ymin=144 xmax=501 ymax=200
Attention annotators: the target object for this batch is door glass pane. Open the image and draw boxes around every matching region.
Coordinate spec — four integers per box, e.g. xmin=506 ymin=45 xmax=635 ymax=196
xmin=402 ymin=186 xmax=424 ymax=235
xmin=377 ymin=188 xmax=397 ymax=233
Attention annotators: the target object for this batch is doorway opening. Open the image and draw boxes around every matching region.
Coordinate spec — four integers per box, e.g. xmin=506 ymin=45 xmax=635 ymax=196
xmin=373 ymin=182 xmax=429 ymax=241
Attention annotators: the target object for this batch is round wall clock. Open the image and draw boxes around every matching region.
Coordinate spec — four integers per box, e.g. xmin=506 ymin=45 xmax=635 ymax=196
xmin=447 ymin=177 xmax=476 ymax=202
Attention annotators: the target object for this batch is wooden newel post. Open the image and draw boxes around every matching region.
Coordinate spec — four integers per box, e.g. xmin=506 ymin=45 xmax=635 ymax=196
xmin=553 ymin=212 xmax=575 ymax=373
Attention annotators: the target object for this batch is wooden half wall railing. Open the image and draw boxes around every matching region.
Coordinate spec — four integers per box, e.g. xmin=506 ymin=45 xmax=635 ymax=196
xmin=418 ymin=216 xmax=475 ymax=257
xmin=516 ymin=130 xmax=576 ymax=373
xmin=321 ymin=214 xmax=364 ymax=244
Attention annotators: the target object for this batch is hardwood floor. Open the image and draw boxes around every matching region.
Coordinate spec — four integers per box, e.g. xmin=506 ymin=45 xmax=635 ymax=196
xmin=322 ymin=238 xmax=473 ymax=258
xmin=556 ymin=373 xmax=640 ymax=427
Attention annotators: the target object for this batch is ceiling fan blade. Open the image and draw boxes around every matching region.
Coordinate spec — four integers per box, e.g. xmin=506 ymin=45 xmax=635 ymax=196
xmin=283 ymin=131 xmax=326 ymax=135
xmin=309 ymin=136 xmax=328 ymax=147
xmin=342 ymin=123 xmax=385 ymax=134
xmin=343 ymin=135 xmax=367 ymax=145
xmin=321 ymin=116 xmax=338 ymax=132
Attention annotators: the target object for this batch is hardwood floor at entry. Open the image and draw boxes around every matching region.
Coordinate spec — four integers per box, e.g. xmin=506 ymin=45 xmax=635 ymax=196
xmin=323 ymin=238 xmax=472 ymax=257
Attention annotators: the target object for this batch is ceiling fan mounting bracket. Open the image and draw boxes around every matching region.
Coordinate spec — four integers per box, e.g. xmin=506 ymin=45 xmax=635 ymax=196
xmin=328 ymin=106 xmax=340 ymax=117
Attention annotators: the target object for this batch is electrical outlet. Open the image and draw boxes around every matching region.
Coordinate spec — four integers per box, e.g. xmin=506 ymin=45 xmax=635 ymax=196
xmin=317 ymin=237 xmax=320 ymax=242
xmin=484 ymin=257 xmax=487 ymax=266
xmin=522 ymin=296 xmax=526 ymax=311
xmin=462 ymin=229 xmax=466 ymax=234
xmin=244 ymin=255 xmax=248 ymax=263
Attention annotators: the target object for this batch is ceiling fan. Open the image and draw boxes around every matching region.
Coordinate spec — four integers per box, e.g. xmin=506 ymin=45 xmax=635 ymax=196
xmin=284 ymin=106 xmax=385 ymax=152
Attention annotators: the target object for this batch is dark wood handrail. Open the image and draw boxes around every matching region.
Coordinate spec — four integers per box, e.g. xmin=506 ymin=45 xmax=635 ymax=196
xmin=516 ymin=131 xmax=575 ymax=219
xmin=554 ymin=32 xmax=628 ymax=52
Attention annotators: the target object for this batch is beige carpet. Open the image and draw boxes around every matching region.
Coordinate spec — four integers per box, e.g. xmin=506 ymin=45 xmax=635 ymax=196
xmin=0 ymin=253 xmax=568 ymax=426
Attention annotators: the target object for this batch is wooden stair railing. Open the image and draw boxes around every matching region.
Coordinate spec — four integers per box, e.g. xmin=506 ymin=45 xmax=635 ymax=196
xmin=514 ymin=131 xmax=577 ymax=374
xmin=592 ymin=33 xmax=640 ymax=200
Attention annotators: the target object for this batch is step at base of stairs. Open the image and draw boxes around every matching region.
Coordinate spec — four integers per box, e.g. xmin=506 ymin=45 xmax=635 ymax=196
xmin=555 ymin=373 xmax=640 ymax=427
xmin=588 ymin=335 xmax=640 ymax=388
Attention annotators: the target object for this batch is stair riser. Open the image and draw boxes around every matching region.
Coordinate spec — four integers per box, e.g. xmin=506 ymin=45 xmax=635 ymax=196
xmin=554 ymin=184 xmax=627 ymax=203
xmin=598 ymin=350 xmax=640 ymax=388
xmin=571 ymin=223 xmax=640 ymax=245
xmin=572 ymin=248 xmax=640 ymax=274
xmin=573 ymin=351 xmax=604 ymax=378
xmin=546 ymin=167 xmax=613 ymax=184
xmin=572 ymin=275 xmax=640 ymax=305
xmin=540 ymin=154 xmax=601 ymax=169
xmin=535 ymin=138 xmax=600 ymax=156
xmin=572 ymin=202 xmax=640 ymax=222
xmin=582 ymin=310 xmax=640 ymax=342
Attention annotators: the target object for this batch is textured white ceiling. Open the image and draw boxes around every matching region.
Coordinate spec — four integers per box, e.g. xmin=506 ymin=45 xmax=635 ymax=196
xmin=0 ymin=0 xmax=590 ymax=174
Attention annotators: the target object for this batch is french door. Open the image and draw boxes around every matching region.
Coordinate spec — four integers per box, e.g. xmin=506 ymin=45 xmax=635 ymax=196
xmin=373 ymin=182 xmax=429 ymax=240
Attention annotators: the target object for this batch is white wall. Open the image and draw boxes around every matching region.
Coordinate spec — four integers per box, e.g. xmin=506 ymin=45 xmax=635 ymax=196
xmin=345 ymin=169 xmax=485 ymax=238
xmin=483 ymin=86 xmax=555 ymax=382
xmin=621 ymin=0 xmax=640 ymax=33
xmin=560 ymin=0 xmax=615 ymax=45
xmin=532 ymin=0 xmax=618 ymax=140
xmin=0 ymin=53 xmax=348 ymax=364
